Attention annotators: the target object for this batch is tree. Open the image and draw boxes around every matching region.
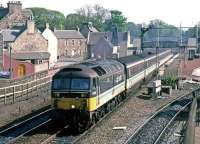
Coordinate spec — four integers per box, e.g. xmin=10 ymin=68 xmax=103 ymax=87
xmin=29 ymin=8 xmax=65 ymax=31
xmin=103 ymin=10 xmax=127 ymax=32
xmin=74 ymin=4 xmax=110 ymax=31
xmin=127 ymin=22 xmax=141 ymax=37
xmin=65 ymin=13 xmax=87 ymax=29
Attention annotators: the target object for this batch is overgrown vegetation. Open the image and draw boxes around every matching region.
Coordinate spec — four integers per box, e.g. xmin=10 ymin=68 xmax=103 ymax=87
xmin=29 ymin=5 xmax=196 ymax=41
xmin=161 ymin=74 xmax=178 ymax=89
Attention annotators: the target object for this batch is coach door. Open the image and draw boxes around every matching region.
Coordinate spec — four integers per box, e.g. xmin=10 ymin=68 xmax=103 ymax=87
xmin=18 ymin=64 xmax=26 ymax=77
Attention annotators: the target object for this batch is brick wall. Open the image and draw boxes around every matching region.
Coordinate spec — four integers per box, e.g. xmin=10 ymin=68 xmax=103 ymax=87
xmin=11 ymin=28 xmax=48 ymax=53
xmin=34 ymin=62 xmax=48 ymax=73
xmin=58 ymin=38 xmax=87 ymax=59
xmin=0 ymin=1 xmax=31 ymax=29
xmin=3 ymin=54 xmax=34 ymax=79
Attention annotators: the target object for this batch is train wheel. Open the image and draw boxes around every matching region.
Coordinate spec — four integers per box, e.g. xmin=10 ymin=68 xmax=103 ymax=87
xmin=96 ymin=110 xmax=101 ymax=121
xmin=91 ymin=114 xmax=97 ymax=125
xmin=118 ymin=95 xmax=122 ymax=103
xmin=77 ymin=120 xmax=88 ymax=133
xmin=111 ymin=100 xmax=116 ymax=110
xmin=101 ymin=107 xmax=105 ymax=117
xmin=122 ymin=92 xmax=127 ymax=100
xmin=106 ymin=103 xmax=111 ymax=113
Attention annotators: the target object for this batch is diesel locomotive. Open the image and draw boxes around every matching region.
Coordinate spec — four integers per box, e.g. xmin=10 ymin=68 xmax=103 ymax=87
xmin=51 ymin=49 xmax=172 ymax=132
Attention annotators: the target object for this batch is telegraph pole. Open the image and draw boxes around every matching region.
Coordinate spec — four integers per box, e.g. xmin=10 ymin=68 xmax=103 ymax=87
xmin=156 ymin=22 xmax=160 ymax=80
xmin=196 ymin=23 xmax=199 ymax=53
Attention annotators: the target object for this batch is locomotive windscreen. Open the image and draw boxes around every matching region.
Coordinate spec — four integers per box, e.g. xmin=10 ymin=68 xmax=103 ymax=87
xmin=52 ymin=78 xmax=90 ymax=90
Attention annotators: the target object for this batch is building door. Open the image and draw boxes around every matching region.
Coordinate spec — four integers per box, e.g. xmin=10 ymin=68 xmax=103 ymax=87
xmin=18 ymin=64 xmax=26 ymax=77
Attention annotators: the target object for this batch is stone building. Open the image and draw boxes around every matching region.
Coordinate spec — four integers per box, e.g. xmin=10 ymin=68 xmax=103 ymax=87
xmin=0 ymin=20 xmax=49 ymax=79
xmin=0 ymin=1 xmax=32 ymax=29
xmin=54 ymin=30 xmax=87 ymax=60
xmin=11 ymin=20 xmax=48 ymax=54
xmin=88 ymin=30 xmax=133 ymax=59
xmin=42 ymin=23 xmax=58 ymax=66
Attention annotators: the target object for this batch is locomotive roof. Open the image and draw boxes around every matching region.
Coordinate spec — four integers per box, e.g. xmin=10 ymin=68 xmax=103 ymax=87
xmin=81 ymin=59 xmax=124 ymax=76
xmin=55 ymin=64 xmax=98 ymax=78
xmin=56 ymin=59 xmax=124 ymax=77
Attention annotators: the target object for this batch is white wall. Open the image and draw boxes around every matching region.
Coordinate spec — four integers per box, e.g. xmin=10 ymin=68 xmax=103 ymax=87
xmin=42 ymin=27 xmax=58 ymax=66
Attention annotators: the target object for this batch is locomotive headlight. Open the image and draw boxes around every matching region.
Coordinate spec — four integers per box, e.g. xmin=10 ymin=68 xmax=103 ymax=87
xmin=71 ymin=105 xmax=75 ymax=109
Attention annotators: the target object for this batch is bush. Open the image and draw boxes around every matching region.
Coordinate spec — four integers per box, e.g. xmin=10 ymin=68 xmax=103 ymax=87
xmin=161 ymin=74 xmax=177 ymax=89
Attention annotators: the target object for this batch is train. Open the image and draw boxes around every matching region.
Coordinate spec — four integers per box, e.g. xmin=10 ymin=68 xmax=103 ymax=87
xmin=51 ymin=49 xmax=173 ymax=132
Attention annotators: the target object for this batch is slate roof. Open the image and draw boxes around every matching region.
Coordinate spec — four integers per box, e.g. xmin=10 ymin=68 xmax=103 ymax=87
xmin=0 ymin=8 xmax=8 ymax=19
xmin=88 ymin=32 xmax=127 ymax=45
xmin=54 ymin=30 xmax=85 ymax=39
xmin=12 ymin=52 xmax=50 ymax=60
xmin=93 ymin=37 xmax=113 ymax=50
xmin=0 ymin=29 xmax=21 ymax=42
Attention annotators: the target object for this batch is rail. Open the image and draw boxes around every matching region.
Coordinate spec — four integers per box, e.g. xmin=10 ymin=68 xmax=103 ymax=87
xmin=183 ymin=94 xmax=197 ymax=144
xmin=0 ymin=108 xmax=53 ymax=143
xmin=124 ymin=86 xmax=200 ymax=144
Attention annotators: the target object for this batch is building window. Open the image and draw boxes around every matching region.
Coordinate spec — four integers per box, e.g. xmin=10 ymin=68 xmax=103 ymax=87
xmin=71 ymin=50 xmax=75 ymax=56
xmin=79 ymin=40 xmax=82 ymax=46
xmin=65 ymin=40 xmax=68 ymax=46
xmin=72 ymin=40 xmax=75 ymax=46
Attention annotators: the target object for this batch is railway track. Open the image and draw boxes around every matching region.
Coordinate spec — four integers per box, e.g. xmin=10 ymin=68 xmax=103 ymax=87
xmin=41 ymin=92 xmax=131 ymax=144
xmin=0 ymin=108 xmax=53 ymax=144
xmin=124 ymin=96 xmax=193 ymax=144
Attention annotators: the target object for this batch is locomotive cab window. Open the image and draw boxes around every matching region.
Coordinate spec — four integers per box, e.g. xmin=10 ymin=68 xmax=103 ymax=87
xmin=52 ymin=77 xmax=89 ymax=90
xmin=71 ymin=78 xmax=90 ymax=90
xmin=53 ymin=78 xmax=70 ymax=90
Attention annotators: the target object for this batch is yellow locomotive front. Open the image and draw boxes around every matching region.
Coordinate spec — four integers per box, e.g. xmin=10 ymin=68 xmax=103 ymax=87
xmin=51 ymin=66 xmax=98 ymax=131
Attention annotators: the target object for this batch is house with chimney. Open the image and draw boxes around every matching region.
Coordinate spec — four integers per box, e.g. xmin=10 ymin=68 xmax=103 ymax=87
xmin=0 ymin=20 xmax=49 ymax=79
xmin=87 ymin=25 xmax=133 ymax=59
xmin=0 ymin=1 xmax=32 ymax=29
xmin=42 ymin=23 xmax=58 ymax=66
xmin=54 ymin=29 xmax=87 ymax=60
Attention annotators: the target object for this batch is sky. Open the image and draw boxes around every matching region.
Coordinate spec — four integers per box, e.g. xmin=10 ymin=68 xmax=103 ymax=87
xmin=1 ymin=0 xmax=200 ymax=27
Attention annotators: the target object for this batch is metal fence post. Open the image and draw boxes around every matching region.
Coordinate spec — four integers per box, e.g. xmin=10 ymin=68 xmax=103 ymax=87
xmin=26 ymin=82 xmax=28 ymax=99
xmin=4 ymin=88 xmax=6 ymax=104
xmin=12 ymin=86 xmax=15 ymax=103
xmin=21 ymin=84 xmax=23 ymax=99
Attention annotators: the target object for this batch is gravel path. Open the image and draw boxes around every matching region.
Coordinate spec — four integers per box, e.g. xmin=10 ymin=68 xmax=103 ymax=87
xmin=75 ymin=84 xmax=197 ymax=144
